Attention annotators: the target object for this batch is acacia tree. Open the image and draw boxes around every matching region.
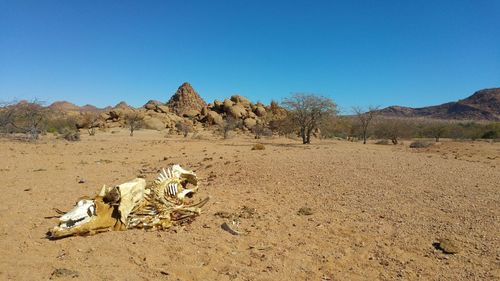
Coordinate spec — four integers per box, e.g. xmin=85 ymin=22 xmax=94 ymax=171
xmin=423 ymin=122 xmax=447 ymax=142
xmin=1 ymin=100 xmax=47 ymax=140
xmin=282 ymin=93 xmax=337 ymax=144
xmin=80 ymin=111 xmax=101 ymax=136
xmin=124 ymin=111 xmax=144 ymax=136
xmin=218 ymin=116 xmax=241 ymax=139
xmin=374 ymin=118 xmax=413 ymax=145
xmin=352 ymin=106 xmax=379 ymax=144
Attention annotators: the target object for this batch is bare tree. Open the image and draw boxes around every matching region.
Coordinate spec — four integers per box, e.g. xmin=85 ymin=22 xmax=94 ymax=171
xmin=124 ymin=111 xmax=144 ymax=136
xmin=423 ymin=122 xmax=447 ymax=142
xmin=175 ymin=121 xmax=193 ymax=137
xmin=218 ymin=116 xmax=241 ymax=139
xmin=374 ymin=118 xmax=414 ymax=145
xmin=281 ymin=93 xmax=337 ymax=144
xmin=251 ymin=123 xmax=272 ymax=139
xmin=80 ymin=111 xmax=101 ymax=136
xmin=1 ymin=100 xmax=47 ymax=140
xmin=352 ymin=106 xmax=379 ymax=144
xmin=0 ymin=102 xmax=15 ymax=131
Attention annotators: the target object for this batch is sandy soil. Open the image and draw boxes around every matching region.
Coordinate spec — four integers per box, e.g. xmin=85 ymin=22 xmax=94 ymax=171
xmin=0 ymin=130 xmax=498 ymax=280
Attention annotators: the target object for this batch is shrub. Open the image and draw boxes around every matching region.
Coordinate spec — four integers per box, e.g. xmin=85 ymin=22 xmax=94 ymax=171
xmin=175 ymin=121 xmax=193 ymax=137
xmin=481 ymin=130 xmax=498 ymax=139
xmin=409 ymin=140 xmax=432 ymax=148
xmin=63 ymin=131 xmax=80 ymax=141
xmin=45 ymin=117 xmax=78 ymax=134
xmin=251 ymin=143 xmax=265 ymax=150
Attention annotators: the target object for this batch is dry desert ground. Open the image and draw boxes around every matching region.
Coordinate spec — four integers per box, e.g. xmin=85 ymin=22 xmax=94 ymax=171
xmin=0 ymin=130 xmax=499 ymax=280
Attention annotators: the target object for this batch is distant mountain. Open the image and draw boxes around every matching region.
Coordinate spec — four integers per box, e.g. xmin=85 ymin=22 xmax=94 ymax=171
xmin=376 ymin=88 xmax=500 ymax=121
xmin=48 ymin=101 xmax=81 ymax=112
xmin=48 ymin=101 xmax=103 ymax=112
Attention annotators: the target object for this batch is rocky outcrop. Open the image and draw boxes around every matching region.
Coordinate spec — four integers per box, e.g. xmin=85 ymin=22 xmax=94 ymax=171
xmin=25 ymin=82 xmax=288 ymax=134
xmin=167 ymin=82 xmax=207 ymax=116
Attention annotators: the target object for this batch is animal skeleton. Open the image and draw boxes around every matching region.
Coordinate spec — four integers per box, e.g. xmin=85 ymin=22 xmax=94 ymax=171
xmin=47 ymin=165 xmax=208 ymax=239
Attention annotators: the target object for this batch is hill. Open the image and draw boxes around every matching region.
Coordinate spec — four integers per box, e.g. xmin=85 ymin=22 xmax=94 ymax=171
xmin=376 ymin=88 xmax=500 ymax=121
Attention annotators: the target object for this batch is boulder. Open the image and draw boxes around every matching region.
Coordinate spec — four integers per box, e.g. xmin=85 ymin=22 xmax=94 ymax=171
xmin=183 ymin=109 xmax=200 ymax=118
xmin=254 ymin=106 xmax=267 ymax=117
xmin=243 ymin=118 xmax=257 ymax=128
xmin=206 ymin=110 xmax=223 ymax=126
xmin=144 ymin=117 xmax=165 ymax=131
xmin=228 ymin=104 xmax=247 ymax=119
xmin=201 ymin=106 xmax=208 ymax=116
xmin=156 ymin=105 xmax=170 ymax=114
xmin=144 ymin=100 xmax=161 ymax=110
xmin=231 ymin=95 xmax=252 ymax=107
xmin=100 ymin=112 xmax=111 ymax=121
xmin=247 ymin=111 xmax=257 ymax=119
xmin=223 ymin=99 xmax=234 ymax=111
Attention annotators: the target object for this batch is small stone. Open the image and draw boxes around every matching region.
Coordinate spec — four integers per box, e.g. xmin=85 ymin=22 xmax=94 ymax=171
xmin=435 ymin=238 xmax=460 ymax=254
xmin=297 ymin=207 xmax=313 ymax=216
xmin=78 ymin=179 xmax=86 ymax=184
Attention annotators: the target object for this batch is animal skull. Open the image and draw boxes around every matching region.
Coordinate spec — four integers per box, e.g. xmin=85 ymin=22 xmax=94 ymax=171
xmin=47 ymin=165 xmax=207 ymax=239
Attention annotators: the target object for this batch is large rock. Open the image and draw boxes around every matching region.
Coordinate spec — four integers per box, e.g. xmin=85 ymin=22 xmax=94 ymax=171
xmin=228 ymin=104 xmax=247 ymax=119
xmin=254 ymin=105 xmax=267 ymax=117
xmin=156 ymin=105 xmax=170 ymax=114
xmin=223 ymin=99 xmax=234 ymax=111
xmin=144 ymin=117 xmax=165 ymax=130
xmin=167 ymin=82 xmax=207 ymax=116
xmin=243 ymin=118 xmax=257 ymax=128
xmin=206 ymin=110 xmax=223 ymax=126
xmin=231 ymin=95 xmax=252 ymax=107
xmin=144 ymin=100 xmax=161 ymax=110
xmin=183 ymin=109 xmax=200 ymax=118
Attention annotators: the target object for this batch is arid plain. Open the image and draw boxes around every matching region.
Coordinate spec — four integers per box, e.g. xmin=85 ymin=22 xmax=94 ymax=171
xmin=0 ymin=131 xmax=498 ymax=280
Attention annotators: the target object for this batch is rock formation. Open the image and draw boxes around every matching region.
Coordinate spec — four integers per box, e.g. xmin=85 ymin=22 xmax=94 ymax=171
xmin=167 ymin=82 xmax=207 ymax=116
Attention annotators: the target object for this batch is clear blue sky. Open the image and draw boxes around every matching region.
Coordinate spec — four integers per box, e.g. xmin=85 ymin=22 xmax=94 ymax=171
xmin=1 ymin=0 xmax=499 ymax=113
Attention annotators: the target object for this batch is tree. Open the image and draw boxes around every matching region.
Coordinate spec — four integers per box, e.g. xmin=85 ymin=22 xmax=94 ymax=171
xmin=175 ymin=121 xmax=193 ymax=137
xmin=218 ymin=116 xmax=241 ymax=139
xmin=124 ymin=111 xmax=144 ymax=136
xmin=281 ymin=93 xmax=337 ymax=144
xmin=251 ymin=123 xmax=272 ymax=139
xmin=352 ymin=106 xmax=379 ymax=144
xmin=422 ymin=122 xmax=447 ymax=142
xmin=374 ymin=118 xmax=414 ymax=145
xmin=0 ymin=102 xmax=15 ymax=131
xmin=1 ymin=100 xmax=47 ymax=140
xmin=80 ymin=111 xmax=101 ymax=136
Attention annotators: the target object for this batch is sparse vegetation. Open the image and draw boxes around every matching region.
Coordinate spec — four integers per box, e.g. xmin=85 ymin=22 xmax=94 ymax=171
xmin=124 ymin=111 xmax=144 ymax=136
xmin=353 ymin=106 xmax=379 ymax=144
xmin=80 ymin=111 xmax=101 ymax=136
xmin=0 ymin=100 xmax=47 ymax=140
xmin=409 ymin=140 xmax=433 ymax=148
xmin=251 ymin=143 xmax=265 ymax=150
xmin=175 ymin=121 xmax=193 ymax=137
xmin=45 ymin=117 xmax=78 ymax=135
xmin=281 ymin=93 xmax=338 ymax=144
xmin=251 ymin=123 xmax=272 ymax=139
xmin=374 ymin=118 xmax=414 ymax=144
xmin=218 ymin=116 xmax=242 ymax=139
